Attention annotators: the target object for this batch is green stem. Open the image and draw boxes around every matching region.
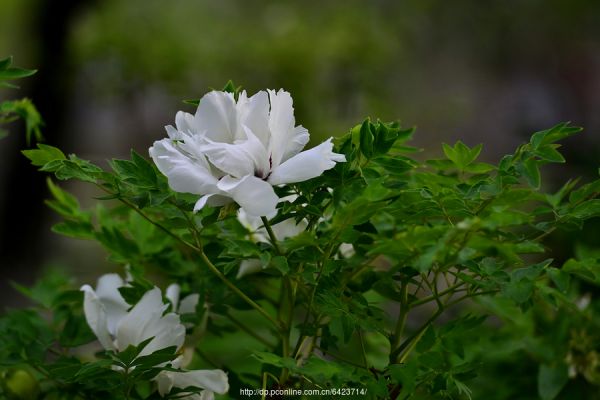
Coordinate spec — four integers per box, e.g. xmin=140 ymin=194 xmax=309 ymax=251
xmin=279 ymin=276 xmax=294 ymax=384
xmin=358 ymin=329 xmax=369 ymax=368
xmin=280 ymin=334 xmax=291 ymax=384
xmin=408 ymin=282 xmax=466 ymax=308
xmin=391 ymin=283 xmax=409 ymax=354
xmin=198 ymin=250 xmax=281 ymax=330
xmin=261 ymin=216 xmax=282 ymax=255
xmin=391 ymin=307 xmax=444 ymax=363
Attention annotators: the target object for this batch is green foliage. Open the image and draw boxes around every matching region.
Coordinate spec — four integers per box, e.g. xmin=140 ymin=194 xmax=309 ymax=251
xmin=6 ymin=105 xmax=600 ymax=399
xmin=0 ymin=56 xmax=42 ymax=144
xmin=0 ymin=56 xmax=36 ymax=88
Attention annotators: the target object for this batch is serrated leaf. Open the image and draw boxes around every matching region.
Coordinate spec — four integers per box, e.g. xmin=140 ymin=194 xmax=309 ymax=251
xmin=22 ymin=144 xmax=65 ymax=166
xmin=530 ymin=122 xmax=582 ymax=149
xmin=443 ymin=141 xmax=482 ymax=169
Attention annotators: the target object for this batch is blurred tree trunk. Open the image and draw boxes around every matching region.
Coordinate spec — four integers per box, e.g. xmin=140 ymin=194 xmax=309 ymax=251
xmin=0 ymin=0 xmax=94 ymax=307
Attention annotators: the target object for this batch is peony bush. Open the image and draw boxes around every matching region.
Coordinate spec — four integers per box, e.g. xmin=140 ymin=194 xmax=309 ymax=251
xmin=1 ymin=72 xmax=600 ymax=399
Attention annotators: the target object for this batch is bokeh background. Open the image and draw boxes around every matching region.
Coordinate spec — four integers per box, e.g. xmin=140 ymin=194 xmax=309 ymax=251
xmin=1 ymin=0 xmax=600 ymax=307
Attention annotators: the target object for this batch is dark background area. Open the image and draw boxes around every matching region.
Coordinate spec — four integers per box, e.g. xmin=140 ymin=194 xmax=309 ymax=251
xmin=1 ymin=0 xmax=599 ymax=307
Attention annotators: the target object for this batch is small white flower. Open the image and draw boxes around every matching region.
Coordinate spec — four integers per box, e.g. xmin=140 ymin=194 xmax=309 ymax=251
xmin=149 ymin=89 xmax=346 ymax=217
xmin=81 ymin=274 xmax=228 ymax=399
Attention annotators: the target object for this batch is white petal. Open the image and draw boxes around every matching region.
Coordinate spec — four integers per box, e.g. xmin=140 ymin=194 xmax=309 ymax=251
xmin=282 ymin=125 xmax=310 ymax=163
xmin=267 ymin=89 xmax=309 ymax=167
xmin=115 ymin=288 xmax=168 ymax=350
xmin=237 ymin=209 xmax=269 ymax=242
xmin=238 ymin=90 xmax=270 ymax=147
xmin=175 ymin=111 xmax=197 ymax=135
xmin=193 ymin=194 xmax=232 ymax=213
xmin=240 ymin=126 xmax=271 ymax=178
xmin=150 ymin=139 xmax=218 ymax=195
xmin=198 ymin=139 xmax=259 ymax=179
xmin=80 ymin=285 xmax=116 ymax=350
xmin=166 ymin=284 xmax=180 ymax=310
xmin=237 ymin=208 xmax=260 ymax=231
xmin=194 ymin=91 xmax=239 ymax=143
xmin=156 ymin=371 xmax=174 ymax=396
xmin=200 ymin=391 xmax=215 ymax=400
xmin=138 ymin=312 xmax=185 ymax=356
xmin=179 ymin=294 xmax=200 ymax=314
xmin=165 ymin=125 xmax=183 ymax=140
xmin=94 ymin=274 xmax=129 ymax=336
xmin=272 ymin=218 xmax=307 ymax=240
xmin=267 ymin=138 xmax=346 ymax=185
xmin=217 ymin=175 xmax=278 ymax=217
xmin=169 ymin=369 xmax=229 ymax=395
xmin=339 ymin=243 xmax=355 ymax=258
xmin=236 ymin=259 xmax=264 ymax=279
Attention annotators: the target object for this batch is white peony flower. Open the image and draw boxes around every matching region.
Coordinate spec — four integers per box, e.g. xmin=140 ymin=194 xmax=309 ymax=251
xmin=149 ymin=89 xmax=346 ymax=217
xmin=81 ymin=274 xmax=228 ymax=399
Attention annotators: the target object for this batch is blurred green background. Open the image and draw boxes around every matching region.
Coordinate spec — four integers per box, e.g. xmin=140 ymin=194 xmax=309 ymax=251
xmin=1 ymin=0 xmax=600 ymax=306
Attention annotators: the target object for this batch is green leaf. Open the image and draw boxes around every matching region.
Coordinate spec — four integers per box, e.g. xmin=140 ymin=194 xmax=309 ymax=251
xmin=59 ymin=313 xmax=96 ymax=347
xmin=359 ymin=119 xmax=374 ymax=158
xmin=535 ymin=145 xmax=565 ymax=163
xmin=111 ymin=150 xmax=157 ymax=189
xmin=118 ymin=280 xmax=153 ymax=305
xmin=530 ymin=122 xmax=582 ymax=149
xmin=22 ymin=144 xmax=65 ymax=166
xmin=518 ymin=158 xmax=541 ymax=189
xmin=51 ymin=220 xmax=95 ymax=239
xmin=252 ymin=351 xmax=295 ymax=369
xmin=463 ymin=162 xmax=495 ymax=174
xmin=372 ymin=156 xmax=414 ymax=175
xmin=112 ymin=337 xmax=154 ymax=367
xmin=271 ymin=256 xmax=289 ymax=275
xmin=571 ymin=199 xmax=600 ymax=219
xmin=388 ymin=362 xmax=417 ymax=398
xmin=0 ymin=66 xmax=37 ymax=81
xmin=222 ymin=80 xmax=239 ymax=94
xmin=562 ymin=258 xmax=600 ymax=283
xmin=443 ymin=141 xmax=482 ymax=169
xmin=131 ymin=346 xmax=179 ymax=369
xmin=538 ymin=363 xmax=568 ymax=400
xmin=0 ymin=56 xmax=12 ymax=70
xmin=546 ymin=268 xmax=570 ymax=293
